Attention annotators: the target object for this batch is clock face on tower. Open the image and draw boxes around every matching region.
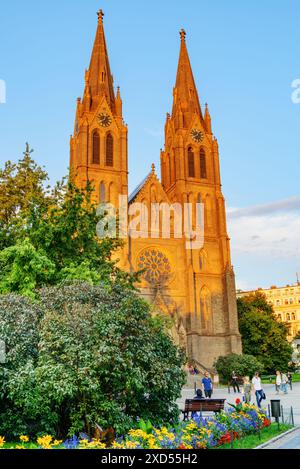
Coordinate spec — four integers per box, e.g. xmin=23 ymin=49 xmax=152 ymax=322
xmin=98 ymin=112 xmax=112 ymax=127
xmin=191 ymin=128 xmax=204 ymax=143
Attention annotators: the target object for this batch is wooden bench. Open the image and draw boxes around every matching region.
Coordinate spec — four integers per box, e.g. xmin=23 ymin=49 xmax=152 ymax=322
xmin=182 ymin=398 xmax=226 ymax=421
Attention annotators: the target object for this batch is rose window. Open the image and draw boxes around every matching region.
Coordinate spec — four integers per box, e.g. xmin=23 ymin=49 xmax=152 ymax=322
xmin=137 ymin=249 xmax=171 ymax=285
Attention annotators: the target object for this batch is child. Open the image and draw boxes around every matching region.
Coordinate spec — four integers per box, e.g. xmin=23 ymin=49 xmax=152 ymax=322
xmin=242 ymin=376 xmax=252 ymax=404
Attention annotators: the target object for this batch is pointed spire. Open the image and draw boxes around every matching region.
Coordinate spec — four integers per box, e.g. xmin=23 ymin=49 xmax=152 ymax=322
xmin=204 ymin=102 xmax=212 ymax=134
xmin=115 ymin=86 xmax=122 ymax=117
xmin=85 ymin=9 xmax=115 ymax=112
xmin=172 ymin=29 xmax=202 ymax=125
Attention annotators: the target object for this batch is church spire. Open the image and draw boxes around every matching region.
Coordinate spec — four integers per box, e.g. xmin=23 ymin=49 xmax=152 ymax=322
xmin=85 ymin=9 xmax=116 ymax=112
xmin=172 ymin=29 xmax=203 ymax=126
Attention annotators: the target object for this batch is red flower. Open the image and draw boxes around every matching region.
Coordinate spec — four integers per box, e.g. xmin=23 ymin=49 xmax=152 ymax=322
xmin=262 ymin=418 xmax=271 ymax=428
xmin=235 ymin=398 xmax=241 ymax=404
xmin=178 ymin=444 xmax=187 ymax=449
xmin=218 ymin=432 xmax=232 ymax=445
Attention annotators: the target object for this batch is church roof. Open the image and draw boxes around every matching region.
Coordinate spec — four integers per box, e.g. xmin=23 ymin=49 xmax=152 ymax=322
xmin=128 ymin=171 xmax=152 ymax=204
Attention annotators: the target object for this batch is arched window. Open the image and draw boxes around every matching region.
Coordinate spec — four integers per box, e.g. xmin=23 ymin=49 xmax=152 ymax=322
xmin=92 ymin=130 xmax=100 ymax=164
xmin=106 ymin=133 xmax=114 ymax=167
xmin=286 ymin=313 xmax=291 ymax=321
xmin=199 ymin=250 xmax=207 ymax=271
xmin=200 ymin=148 xmax=207 ymax=179
xmin=292 ymin=313 xmax=296 ymax=321
xmin=188 ymin=147 xmax=195 ymax=177
xmin=199 ymin=286 xmax=212 ymax=331
xmin=100 ymin=181 xmax=105 ymax=203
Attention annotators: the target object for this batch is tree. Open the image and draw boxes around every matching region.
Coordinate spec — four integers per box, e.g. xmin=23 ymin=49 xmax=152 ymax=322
xmin=0 ymin=239 xmax=55 ymax=297
xmin=0 ymin=294 xmax=43 ymax=437
xmin=0 ymin=143 xmax=49 ymax=250
xmin=0 ymin=282 xmax=186 ymax=438
xmin=0 ymin=146 xmax=135 ymax=295
xmin=215 ymin=354 xmax=264 ymax=383
xmin=237 ymin=292 xmax=293 ymax=372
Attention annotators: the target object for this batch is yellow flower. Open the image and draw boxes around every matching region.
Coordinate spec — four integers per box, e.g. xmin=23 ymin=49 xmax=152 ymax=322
xmin=37 ymin=435 xmax=53 ymax=449
xmin=128 ymin=429 xmax=148 ymax=439
xmin=16 ymin=445 xmax=25 ymax=450
xmin=20 ymin=435 xmax=29 ymax=443
xmin=125 ymin=441 xmax=138 ymax=449
xmin=0 ymin=436 xmax=6 ymax=447
xmin=52 ymin=440 xmax=63 ymax=447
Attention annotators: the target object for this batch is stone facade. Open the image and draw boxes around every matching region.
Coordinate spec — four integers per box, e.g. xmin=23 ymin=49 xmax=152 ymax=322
xmin=70 ymin=11 xmax=242 ymax=368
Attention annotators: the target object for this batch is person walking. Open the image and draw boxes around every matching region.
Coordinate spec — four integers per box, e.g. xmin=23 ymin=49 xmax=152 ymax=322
xmin=281 ymin=372 xmax=288 ymax=394
xmin=242 ymin=376 xmax=252 ymax=404
xmin=231 ymin=370 xmax=240 ymax=393
xmin=287 ymin=372 xmax=293 ymax=390
xmin=252 ymin=372 xmax=264 ymax=408
xmin=202 ymin=371 xmax=213 ymax=398
xmin=275 ymin=371 xmax=282 ymax=394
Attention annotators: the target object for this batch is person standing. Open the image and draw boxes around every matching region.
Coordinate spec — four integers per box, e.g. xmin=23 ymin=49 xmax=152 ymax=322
xmin=242 ymin=376 xmax=252 ymax=404
xmin=202 ymin=371 xmax=213 ymax=398
xmin=281 ymin=372 xmax=288 ymax=394
xmin=275 ymin=371 xmax=282 ymax=394
xmin=231 ymin=370 xmax=240 ymax=393
xmin=252 ymin=372 xmax=264 ymax=408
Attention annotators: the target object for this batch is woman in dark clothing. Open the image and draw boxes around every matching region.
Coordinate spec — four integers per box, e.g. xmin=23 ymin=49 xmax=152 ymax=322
xmin=231 ymin=370 xmax=240 ymax=393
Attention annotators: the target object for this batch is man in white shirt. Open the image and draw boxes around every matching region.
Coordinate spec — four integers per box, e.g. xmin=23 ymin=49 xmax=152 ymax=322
xmin=252 ymin=372 xmax=264 ymax=408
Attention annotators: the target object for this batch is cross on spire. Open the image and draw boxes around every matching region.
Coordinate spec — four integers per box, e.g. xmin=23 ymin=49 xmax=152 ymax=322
xmin=97 ymin=9 xmax=104 ymax=22
xmin=180 ymin=29 xmax=186 ymax=41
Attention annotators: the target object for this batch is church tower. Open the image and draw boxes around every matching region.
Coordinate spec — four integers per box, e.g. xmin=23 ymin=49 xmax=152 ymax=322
xmin=70 ymin=10 xmax=128 ymax=207
xmin=160 ymin=29 xmax=242 ymax=365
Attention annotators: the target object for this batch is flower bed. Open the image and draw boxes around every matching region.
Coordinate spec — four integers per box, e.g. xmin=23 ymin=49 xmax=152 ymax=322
xmin=0 ymin=401 xmax=271 ymax=450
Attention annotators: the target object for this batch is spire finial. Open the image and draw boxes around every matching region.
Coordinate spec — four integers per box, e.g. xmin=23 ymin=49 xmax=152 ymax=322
xmin=180 ymin=29 xmax=186 ymax=41
xmin=151 ymin=163 xmax=155 ymax=173
xmin=97 ymin=9 xmax=104 ymax=23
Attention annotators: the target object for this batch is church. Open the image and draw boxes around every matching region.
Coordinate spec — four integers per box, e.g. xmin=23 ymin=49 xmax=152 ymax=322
xmin=70 ymin=10 xmax=242 ymax=369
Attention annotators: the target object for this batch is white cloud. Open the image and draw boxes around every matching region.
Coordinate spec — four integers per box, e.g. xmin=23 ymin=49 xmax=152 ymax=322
xmin=227 ymin=197 xmax=300 ymax=289
xmin=228 ymin=213 xmax=300 ymax=258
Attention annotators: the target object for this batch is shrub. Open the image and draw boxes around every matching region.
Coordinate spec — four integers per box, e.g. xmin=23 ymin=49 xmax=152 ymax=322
xmin=214 ymin=353 xmax=264 ymax=383
xmin=0 ymin=282 xmax=186 ymax=438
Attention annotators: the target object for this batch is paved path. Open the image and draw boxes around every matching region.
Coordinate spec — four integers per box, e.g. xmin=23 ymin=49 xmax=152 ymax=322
xmin=177 ymin=381 xmax=300 ymax=425
xmin=262 ymin=427 xmax=300 ymax=449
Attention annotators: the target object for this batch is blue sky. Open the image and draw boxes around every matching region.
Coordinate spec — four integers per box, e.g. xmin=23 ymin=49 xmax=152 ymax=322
xmin=0 ymin=0 xmax=299 ymax=289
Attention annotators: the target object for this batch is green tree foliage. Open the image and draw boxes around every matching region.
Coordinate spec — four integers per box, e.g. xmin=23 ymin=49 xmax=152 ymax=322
xmin=215 ymin=354 xmax=264 ymax=383
xmin=0 ymin=239 xmax=55 ymax=297
xmin=0 ymin=144 xmax=134 ymax=295
xmin=0 ymin=283 xmax=186 ymax=438
xmin=0 ymin=144 xmax=49 ymax=249
xmin=237 ymin=292 xmax=293 ymax=372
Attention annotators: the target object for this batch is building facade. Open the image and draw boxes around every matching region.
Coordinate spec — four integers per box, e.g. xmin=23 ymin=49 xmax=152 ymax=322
xmin=70 ymin=11 xmax=242 ymax=368
xmin=237 ymin=284 xmax=300 ymax=340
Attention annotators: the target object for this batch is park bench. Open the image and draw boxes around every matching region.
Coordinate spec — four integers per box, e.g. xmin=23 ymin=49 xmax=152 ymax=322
xmin=182 ymin=398 xmax=226 ymax=421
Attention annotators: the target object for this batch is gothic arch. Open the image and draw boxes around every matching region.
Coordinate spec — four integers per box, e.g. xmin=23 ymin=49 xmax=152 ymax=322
xmin=108 ymin=181 xmax=115 ymax=205
xmin=199 ymin=285 xmax=212 ymax=331
xmin=205 ymin=194 xmax=213 ymax=228
xmin=105 ymin=132 xmax=114 ymax=167
xmin=200 ymin=147 xmax=207 ymax=179
xmin=100 ymin=181 xmax=105 ymax=203
xmin=92 ymin=130 xmax=100 ymax=164
xmin=199 ymin=249 xmax=208 ymax=271
xmin=188 ymin=146 xmax=195 ymax=177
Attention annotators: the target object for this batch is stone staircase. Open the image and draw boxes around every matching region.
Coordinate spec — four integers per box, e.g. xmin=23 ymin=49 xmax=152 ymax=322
xmin=183 ymin=360 xmax=219 ymax=390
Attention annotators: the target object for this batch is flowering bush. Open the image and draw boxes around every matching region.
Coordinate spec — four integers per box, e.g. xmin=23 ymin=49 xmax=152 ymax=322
xmin=0 ymin=403 xmax=271 ymax=449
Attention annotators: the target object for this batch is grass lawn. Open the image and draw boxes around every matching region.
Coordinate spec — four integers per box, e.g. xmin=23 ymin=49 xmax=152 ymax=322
xmin=215 ymin=423 xmax=292 ymax=449
xmin=261 ymin=373 xmax=300 ymax=384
